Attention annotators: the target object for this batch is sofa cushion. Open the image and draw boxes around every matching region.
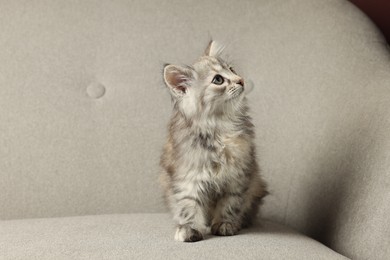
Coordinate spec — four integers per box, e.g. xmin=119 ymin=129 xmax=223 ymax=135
xmin=0 ymin=214 xmax=347 ymax=260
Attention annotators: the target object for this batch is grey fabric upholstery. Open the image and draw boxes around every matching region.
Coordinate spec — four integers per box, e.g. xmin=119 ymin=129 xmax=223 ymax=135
xmin=0 ymin=214 xmax=348 ymax=260
xmin=0 ymin=0 xmax=389 ymax=259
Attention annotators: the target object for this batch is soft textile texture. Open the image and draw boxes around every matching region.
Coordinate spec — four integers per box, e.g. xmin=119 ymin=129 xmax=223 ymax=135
xmin=0 ymin=214 xmax=348 ymax=260
xmin=0 ymin=0 xmax=389 ymax=259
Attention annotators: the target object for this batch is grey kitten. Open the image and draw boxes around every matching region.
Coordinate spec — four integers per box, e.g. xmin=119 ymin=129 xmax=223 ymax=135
xmin=160 ymin=41 xmax=268 ymax=242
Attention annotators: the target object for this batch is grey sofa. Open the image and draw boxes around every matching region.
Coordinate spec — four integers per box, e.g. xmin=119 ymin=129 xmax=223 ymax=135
xmin=1 ymin=0 xmax=389 ymax=259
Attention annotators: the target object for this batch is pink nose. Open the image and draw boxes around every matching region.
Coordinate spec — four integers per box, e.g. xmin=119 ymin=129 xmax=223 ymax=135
xmin=237 ymin=78 xmax=244 ymax=87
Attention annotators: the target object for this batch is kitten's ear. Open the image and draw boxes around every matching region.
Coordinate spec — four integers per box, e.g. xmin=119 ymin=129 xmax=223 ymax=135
xmin=204 ymin=40 xmax=224 ymax=57
xmin=163 ymin=64 xmax=193 ymax=98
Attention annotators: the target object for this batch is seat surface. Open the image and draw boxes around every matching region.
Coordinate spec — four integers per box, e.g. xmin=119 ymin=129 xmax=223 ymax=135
xmin=0 ymin=214 xmax=348 ymax=260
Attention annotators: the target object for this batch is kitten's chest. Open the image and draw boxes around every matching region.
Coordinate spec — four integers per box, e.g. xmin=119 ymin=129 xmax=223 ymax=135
xmin=182 ymin=132 xmax=252 ymax=174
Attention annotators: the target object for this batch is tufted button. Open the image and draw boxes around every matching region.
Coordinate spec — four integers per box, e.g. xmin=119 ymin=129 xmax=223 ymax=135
xmin=87 ymin=82 xmax=106 ymax=99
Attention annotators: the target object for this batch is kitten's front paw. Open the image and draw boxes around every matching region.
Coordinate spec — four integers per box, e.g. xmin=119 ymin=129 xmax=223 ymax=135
xmin=174 ymin=225 xmax=203 ymax=242
xmin=211 ymin=222 xmax=240 ymax=236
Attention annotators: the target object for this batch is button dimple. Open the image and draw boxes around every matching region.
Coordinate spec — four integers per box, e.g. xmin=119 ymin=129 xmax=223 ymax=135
xmin=87 ymin=82 xmax=106 ymax=99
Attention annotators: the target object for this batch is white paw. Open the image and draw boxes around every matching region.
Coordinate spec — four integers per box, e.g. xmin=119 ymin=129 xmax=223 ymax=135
xmin=174 ymin=227 xmax=186 ymax=241
xmin=174 ymin=225 xmax=203 ymax=242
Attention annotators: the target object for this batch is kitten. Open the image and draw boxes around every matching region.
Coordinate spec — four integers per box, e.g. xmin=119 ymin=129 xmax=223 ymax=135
xmin=160 ymin=41 xmax=268 ymax=242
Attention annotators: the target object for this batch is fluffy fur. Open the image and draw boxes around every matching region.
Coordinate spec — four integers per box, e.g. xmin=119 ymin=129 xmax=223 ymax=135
xmin=160 ymin=41 xmax=268 ymax=242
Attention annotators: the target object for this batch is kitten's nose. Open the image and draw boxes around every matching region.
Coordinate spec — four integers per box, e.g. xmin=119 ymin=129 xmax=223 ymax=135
xmin=236 ymin=78 xmax=244 ymax=87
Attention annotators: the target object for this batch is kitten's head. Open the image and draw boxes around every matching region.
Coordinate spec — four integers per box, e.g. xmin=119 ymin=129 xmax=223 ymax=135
xmin=163 ymin=41 xmax=245 ymax=118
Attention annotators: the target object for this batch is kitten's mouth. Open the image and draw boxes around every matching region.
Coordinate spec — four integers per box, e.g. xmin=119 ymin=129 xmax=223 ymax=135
xmin=230 ymin=85 xmax=244 ymax=98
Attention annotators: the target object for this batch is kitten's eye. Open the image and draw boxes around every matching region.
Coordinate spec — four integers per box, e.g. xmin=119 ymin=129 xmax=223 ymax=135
xmin=212 ymin=74 xmax=224 ymax=85
xmin=229 ymin=67 xmax=236 ymax=74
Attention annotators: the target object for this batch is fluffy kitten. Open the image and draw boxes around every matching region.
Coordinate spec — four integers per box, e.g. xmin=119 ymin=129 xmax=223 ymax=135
xmin=160 ymin=41 xmax=267 ymax=242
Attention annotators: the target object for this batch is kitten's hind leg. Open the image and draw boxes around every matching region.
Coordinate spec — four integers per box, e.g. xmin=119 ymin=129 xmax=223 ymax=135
xmin=241 ymin=200 xmax=260 ymax=228
xmin=241 ymin=176 xmax=268 ymax=228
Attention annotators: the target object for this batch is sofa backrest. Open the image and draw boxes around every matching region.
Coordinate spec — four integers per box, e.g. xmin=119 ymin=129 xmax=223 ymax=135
xmin=1 ymin=0 xmax=389 ymax=259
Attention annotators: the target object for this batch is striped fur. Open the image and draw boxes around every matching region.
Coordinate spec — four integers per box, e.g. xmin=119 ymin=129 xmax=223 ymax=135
xmin=160 ymin=41 xmax=268 ymax=242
